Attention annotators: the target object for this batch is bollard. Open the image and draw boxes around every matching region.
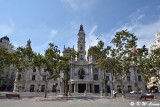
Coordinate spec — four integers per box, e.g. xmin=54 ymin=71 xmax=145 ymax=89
xmin=68 ymin=90 xmax=71 ymax=96
xmin=100 ymin=91 xmax=103 ymax=96
xmin=84 ymin=90 xmax=87 ymax=96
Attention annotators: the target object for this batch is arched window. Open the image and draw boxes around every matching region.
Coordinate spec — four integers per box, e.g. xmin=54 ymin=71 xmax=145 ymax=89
xmin=78 ymin=68 xmax=85 ymax=79
xmin=80 ymin=44 xmax=83 ymax=50
xmin=93 ymin=68 xmax=98 ymax=73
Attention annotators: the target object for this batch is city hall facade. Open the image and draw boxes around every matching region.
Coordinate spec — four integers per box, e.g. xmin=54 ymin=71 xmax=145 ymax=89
xmin=0 ymin=25 xmax=146 ymax=93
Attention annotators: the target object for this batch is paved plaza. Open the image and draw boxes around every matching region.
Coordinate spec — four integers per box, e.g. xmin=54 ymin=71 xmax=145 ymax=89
xmin=0 ymin=92 xmax=159 ymax=107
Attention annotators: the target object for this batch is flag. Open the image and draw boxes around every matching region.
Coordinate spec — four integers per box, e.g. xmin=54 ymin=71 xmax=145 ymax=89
xmin=80 ymin=68 xmax=82 ymax=76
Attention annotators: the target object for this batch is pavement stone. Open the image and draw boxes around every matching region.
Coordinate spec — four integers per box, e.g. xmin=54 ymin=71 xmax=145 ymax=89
xmin=0 ymin=92 xmax=159 ymax=107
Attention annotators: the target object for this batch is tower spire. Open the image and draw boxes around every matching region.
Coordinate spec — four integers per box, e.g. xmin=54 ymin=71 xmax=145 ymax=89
xmin=77 ymin=24 xmax=86 ymax=60
xmin=79 ymin=24 xmax=84 ymax=32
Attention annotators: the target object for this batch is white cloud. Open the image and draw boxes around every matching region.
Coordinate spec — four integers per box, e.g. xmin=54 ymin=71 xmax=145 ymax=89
xmin=50 ymin=30 xmax=57 ymax=39
xmin=137 ymin=14 xmax=145 ymax=20
xmin=33 ymin=29 xmax=58 ymax=55
xmin=103 ymin=19 xmax=160 ymax=50
xmin=86 ymin=25 xmax=106 ymax=52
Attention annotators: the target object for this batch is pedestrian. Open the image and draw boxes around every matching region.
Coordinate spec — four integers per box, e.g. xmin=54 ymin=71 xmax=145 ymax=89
xmin=113 ymin=90 xmax=116 ymax=98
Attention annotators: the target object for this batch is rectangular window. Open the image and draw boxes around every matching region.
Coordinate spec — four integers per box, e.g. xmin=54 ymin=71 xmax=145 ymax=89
xmin=127 ymin=76 xmax=130 ymax=81
xmin=30 ymin=85 xmax=34 ymax=92
xmin=33 ymin=68 xmax=36 ymax=72
xmin=138 ymin=76 xmax=142 ymax=81
xmin=43 ymin=76 xmax=46 ymax=81
xmin=41 ymin=85 xmax=45 ymax=92
xmin=32 ymin=75 xmax=35 ymax=81
xmin=94 ymin=74 xmax=98 ymax=80
xmin=106 ymin=76 xmax=109 ymax=81
xmin=137 ymin=70 xmax=140 ymax=74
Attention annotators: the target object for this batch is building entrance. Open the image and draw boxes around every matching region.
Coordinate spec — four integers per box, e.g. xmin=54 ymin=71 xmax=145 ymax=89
xmin=78 ymin=84 xmax=86 ymax=93
xmin=94 ymin=85 xmax=99 ymax=93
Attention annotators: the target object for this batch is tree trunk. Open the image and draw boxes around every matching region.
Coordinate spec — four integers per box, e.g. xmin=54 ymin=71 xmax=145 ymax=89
xmin=120 ymin=81 xmax=125 ymax=98
xmin=111 ymin=72 xmax=114 ymax=90
xmin=104 ymin=70 xmax=107 ymax=96
xmin=64 ymin=74 xmax=68 ymax=96
xmin=133 ymin=67 xmax=137 ymax=86
xmin=133 ymin=66 xmax=138 ymax=96
xmin=44 ymin=80 xmax=48 ymax=98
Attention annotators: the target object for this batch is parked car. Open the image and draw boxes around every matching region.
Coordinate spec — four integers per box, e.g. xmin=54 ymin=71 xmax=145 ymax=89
xmin=115 ymin=91 xmax=119 ymax=94
xmin=130 ymin=91 xmax=137 ymax=94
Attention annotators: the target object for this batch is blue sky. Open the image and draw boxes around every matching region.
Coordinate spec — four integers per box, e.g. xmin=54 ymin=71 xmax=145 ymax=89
xmin=0 ymin=0 xmax=160 ymax=55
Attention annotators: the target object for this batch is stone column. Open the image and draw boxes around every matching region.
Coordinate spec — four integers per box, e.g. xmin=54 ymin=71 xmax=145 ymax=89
xmin=91 ymin=65 xmax=93 ymax=79
xmin=89 ymin=84 xmax=90 ymax=92
xmin=86 ymin=83 xmax=88 ymax=92
xmin=74 ymin=84 xmax=76 ymax=93
xmin=70 ymin=64 xmax=73 ymax=79
xmin=92 ymin=84 xmax=94 ymax=93
xmin=77 ymin=83 xmax=78 ymax=93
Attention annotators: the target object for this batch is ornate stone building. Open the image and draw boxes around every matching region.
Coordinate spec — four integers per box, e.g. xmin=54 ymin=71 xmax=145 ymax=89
xmin=63 ymin=25 xmax=146 ymax=93
xmin=1 ymin=25 xmax=146 ymax=93
xmin=13 ymin=40 xmax=61 ymax=92
xmin=0 ymin=36 xmax=16 ymax=91
xmin=150 ymin=32 xmax=160 ymax=50
xmin=149 ymin=32 xmax=160 ymax=92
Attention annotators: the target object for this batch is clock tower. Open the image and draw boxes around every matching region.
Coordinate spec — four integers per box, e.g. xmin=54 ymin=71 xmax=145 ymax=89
xmin=77 ymin=24 xmax=86 ymax=60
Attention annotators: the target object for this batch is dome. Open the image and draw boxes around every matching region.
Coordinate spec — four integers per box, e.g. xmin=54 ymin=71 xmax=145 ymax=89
xmin=1 ymin=36 xmax=10 ymax=41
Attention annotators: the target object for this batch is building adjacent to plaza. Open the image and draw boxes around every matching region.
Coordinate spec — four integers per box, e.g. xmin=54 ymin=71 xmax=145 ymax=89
xmin=13 ymin=25 xmax=146 ymax=93
xmin=149 ymin=32 xmax=160 ymax=92
xmin=0 ymin=25 xmax=147 ymax=93
xmin=0 ymin=36 xmax=16 ymax=91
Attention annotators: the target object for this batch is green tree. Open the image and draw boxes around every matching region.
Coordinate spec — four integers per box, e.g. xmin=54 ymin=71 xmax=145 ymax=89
xmin=149 ymin=48 xmax=160 ymax=81
xmin=32 ymin=43 xmax=61 ymax=98
xmin=111 ymin=29 xmax=138 ymax=98
xmin=11 ymin=47 xmax=33 ymax=73
xmin=59 ymin=50 xmax=78 ymax=96
xmin=88 ymin=40 xmax=111 ymax=96
xmin=138 ymin=47 xmax=160 ymax=90
xmin=0 ymin=46 xmax=11 ymax=73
